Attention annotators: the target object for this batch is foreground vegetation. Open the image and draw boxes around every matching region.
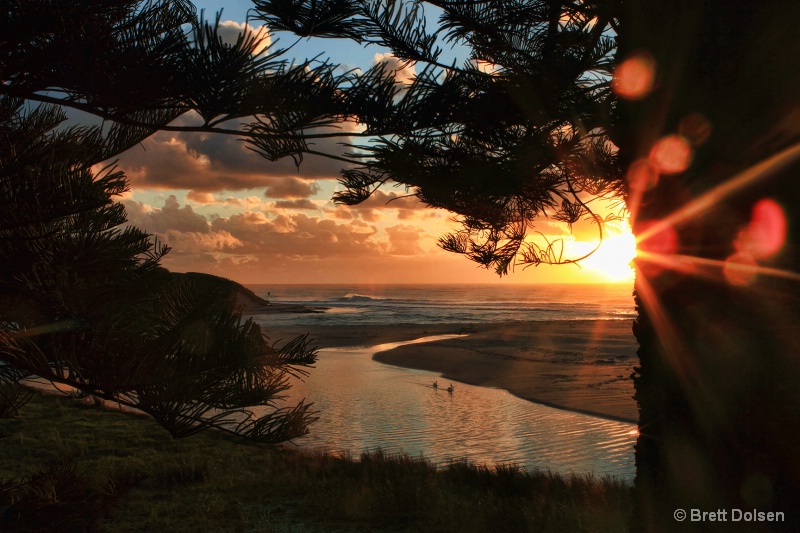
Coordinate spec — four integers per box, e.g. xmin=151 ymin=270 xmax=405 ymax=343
xmin=0 ymin=392 xmax=632 ymax=532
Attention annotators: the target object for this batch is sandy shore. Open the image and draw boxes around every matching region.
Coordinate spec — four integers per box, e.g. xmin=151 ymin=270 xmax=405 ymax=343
xmin=263 ymin=320 xmax=639 ymax=423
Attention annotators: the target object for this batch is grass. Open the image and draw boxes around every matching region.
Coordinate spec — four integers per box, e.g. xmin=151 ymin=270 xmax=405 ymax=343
xmin=0 ymin=391 xmax=632 ymax=532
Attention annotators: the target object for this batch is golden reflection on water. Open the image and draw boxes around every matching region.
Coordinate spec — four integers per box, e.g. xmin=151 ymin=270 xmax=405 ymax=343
xmin=274 ymin=336 xmax=637 ymax=478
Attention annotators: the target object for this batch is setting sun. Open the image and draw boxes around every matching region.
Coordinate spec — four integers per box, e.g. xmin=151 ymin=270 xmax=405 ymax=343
xmin=580 ymin=223 xmax=638 ymax=282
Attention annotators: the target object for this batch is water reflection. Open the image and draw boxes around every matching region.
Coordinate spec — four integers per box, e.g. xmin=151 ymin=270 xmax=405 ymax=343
xmin=277 ymin=336 xmax=636 ymax=479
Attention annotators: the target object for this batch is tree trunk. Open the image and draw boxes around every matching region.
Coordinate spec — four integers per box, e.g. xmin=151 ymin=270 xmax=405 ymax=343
xmin=616 ymin=1 xmax=800 ymax=530
xmin=631 ymin=199 xmax=800 ymax=532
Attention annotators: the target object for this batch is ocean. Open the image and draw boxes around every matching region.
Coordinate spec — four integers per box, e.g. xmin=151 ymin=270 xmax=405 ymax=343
xmin=245 ymin=283 xmax=636 ymax=327
xmin=247 ymin=283 xmax=639 ymax=478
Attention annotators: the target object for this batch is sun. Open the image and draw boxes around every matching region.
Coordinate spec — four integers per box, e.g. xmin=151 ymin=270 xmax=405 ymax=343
xmin=581 ymin=222 xmax=637 ymax=282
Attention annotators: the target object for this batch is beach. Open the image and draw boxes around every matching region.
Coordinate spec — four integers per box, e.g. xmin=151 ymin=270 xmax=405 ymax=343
xmin=263 ymin=319 xmax=639 ymax=423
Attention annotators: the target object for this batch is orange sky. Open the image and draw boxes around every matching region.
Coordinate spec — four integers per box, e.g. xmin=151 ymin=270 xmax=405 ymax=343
xmin=113 ymin=16 xmax=635 ymax=286
xmin=117 ymin=130 xmax=634 ymax=285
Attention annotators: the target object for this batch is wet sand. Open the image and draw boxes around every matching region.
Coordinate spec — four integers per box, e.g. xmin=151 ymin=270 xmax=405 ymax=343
xmin=263 ymin=320 xmax=639 ymax=423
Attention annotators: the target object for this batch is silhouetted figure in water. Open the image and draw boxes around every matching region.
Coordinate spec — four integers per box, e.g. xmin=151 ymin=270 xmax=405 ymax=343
xmin=432 ymin=380 xmax=438 ymax=389
xmin=447 ymin=384 xmax=454 ymax=394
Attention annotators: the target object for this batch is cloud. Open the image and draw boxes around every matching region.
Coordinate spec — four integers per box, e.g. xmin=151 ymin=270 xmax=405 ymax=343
xmin=349 ymin=189 xmax=422 ymax=209
xmin=216 ymin=21 xmax=271 ymax=55
xmin=125 ymin=196 xmax=388 ymax=266
xmin=374 ymin=52 xmax=417 ymax=85
xmin=120 ymin=194 xmax=601 ymax=284
xmin=385 ymin=224 xmax=424 ymax=255
xmin=134 ymin=196 xmax=370 ymax=258
xmin=186 ymin=191 xmax=216 ymax=204
xmin=326 ymin=189 xmax=442 ymax=223
xmin=162 ymin=229 xmax=243 ymax=254
xmin=274 ymin=199 xmax=319 ymax=210
xmin=120 ymin=134 xmax=211 ymax=190
xmin=124 ymin=196 xmax=249 ymax=254
xmin=264 ymin=177 xmax=319 ymax=199
xmin=328 ymin=207 xmax=354 ymax=220
xmin=115 ymin=118 xmax=360 ymax=192
xmin=205 ymin=210 xmax=383 ymax=262
xmin=125 ymin=195 xmax=210 ymax=234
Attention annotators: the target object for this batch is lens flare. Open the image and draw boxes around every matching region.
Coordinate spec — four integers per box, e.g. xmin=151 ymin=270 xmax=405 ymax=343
xmin=737 ymin=198 xmax=787 ymax=259
xmin=627 ymin=159 xmax=660 ymax=192
xmin=636 ymin=220 xmax=678 ymax=255
xmin=636 ymin=143 xmax=800 ymax=244
xmin=723 ymin=252 xmax=759 ymax=286
xmin=613 ymin=52 xmax=656 ymax=100
xmin=649 ymin=135 xmax=693 ymax=175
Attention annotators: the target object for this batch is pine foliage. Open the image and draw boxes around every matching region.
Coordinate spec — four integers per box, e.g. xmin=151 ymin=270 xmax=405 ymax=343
xmin=0 ymin=1 xmax=320 ymax=444
xmin=255 ymin=0 xmax=624 ymax=274
xmin=0 ymin=0 xmax=352 ymax=161
xmin=0 ymin=98 xmax=317 ymax=443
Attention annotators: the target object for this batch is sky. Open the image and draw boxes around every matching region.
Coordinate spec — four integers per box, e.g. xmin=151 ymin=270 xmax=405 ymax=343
xmin=113 ymin=1 xmax=636 ymax=285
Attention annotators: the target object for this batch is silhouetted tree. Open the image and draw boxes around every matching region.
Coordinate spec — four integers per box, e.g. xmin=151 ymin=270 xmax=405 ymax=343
xmin=615 ymin=2 xmax=800 ymax=531
xmin=1 ymin=1 xmax=333 ymax=525
xmin=0 ymin=2 xmax=328 ymax=444
xmin=254 ymin=1 xmax=800 ymax=530
xmin=0 ymin=4 xmax=337 ymax=528
xmin=259 ymin=0 xmax=623 ymax=273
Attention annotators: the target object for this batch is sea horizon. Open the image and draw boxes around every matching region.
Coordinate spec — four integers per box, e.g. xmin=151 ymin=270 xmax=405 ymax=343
xmin=243 ymin=280 xmax=635 ymax=286
xmin=246 ymin=282 xmax=636 ymax=328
